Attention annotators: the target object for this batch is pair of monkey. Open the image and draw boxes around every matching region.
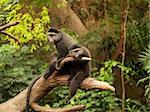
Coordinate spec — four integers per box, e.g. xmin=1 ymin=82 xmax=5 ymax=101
xmin=26 ymin=27 xmax=91 ymax=112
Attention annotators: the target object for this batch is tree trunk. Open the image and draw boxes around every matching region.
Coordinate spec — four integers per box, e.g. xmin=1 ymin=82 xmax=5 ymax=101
xmin=49 ymin=0 xmax=88 ymax=36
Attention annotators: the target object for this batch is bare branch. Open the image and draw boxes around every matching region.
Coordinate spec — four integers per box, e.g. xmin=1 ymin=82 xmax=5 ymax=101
xmin=0 ymin=21 xmax=20 ymax=31
xmin=0 ymin=31 xmax=20 ymax=43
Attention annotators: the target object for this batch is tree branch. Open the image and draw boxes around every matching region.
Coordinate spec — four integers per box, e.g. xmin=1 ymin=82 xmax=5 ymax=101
xmin=0 ymin=21 xmax=20 ymax=43
xmin=31 ymin=102 xmax=85 ymax=112
xmin=0 ymin=75 xmax=115 ymax=112
xmin=0 ymin=31 xmax=20 ymax=43
xmin=0 ymin=21 xmax=20 ymax=31
xmin=49 ymin=0 xmax=88 ymax=36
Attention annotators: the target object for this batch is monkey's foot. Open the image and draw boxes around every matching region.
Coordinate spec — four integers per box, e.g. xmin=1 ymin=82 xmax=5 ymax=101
xmin=65 ymin=97 xmax=72 ymax=104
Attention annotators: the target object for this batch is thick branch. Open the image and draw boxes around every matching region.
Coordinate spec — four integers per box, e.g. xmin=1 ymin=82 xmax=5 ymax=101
xmin=0 ymin=75 xmax=115 ymax=112
xmin=0 ymin=21 xmax=19 ymax=31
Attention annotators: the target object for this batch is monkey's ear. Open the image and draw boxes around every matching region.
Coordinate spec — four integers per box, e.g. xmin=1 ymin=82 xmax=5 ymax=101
xmin=48 ymin=27 xmax=60 ymax=33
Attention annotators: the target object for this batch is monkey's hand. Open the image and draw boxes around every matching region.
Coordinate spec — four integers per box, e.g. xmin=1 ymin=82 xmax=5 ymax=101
xmin=68 ymin=51 xmax=80 ymax=59
xmin=55 ymin=58 xmax=65 ymax=70
xmin=55 ymin=62 xmax=61 ymax=70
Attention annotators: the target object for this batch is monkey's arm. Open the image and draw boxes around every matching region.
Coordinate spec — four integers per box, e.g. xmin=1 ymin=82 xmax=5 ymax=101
xmin=44 ymin=61 xmax=57 ymax=79
xmin=55 ymin=50 xmax=81 ymax=70
xmin=68 ymin=47 xmax=91 ymax=61
xmin=55 ymin=48 xmax=88 ymax=70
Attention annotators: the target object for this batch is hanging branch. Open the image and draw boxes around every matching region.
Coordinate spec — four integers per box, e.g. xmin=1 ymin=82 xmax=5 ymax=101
xmin=111 ymin=1 xmax=128 ymax=61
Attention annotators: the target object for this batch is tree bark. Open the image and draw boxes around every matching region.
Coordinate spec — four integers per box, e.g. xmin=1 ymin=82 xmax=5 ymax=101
xmin=111 ymin=0 xmax=145 ymax=105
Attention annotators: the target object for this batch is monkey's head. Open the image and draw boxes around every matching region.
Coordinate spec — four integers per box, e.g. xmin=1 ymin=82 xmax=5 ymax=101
xmin=47 ymin=27 xmax=62 ymax=44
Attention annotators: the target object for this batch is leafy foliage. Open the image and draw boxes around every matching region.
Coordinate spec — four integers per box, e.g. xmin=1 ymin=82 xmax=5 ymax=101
xmin=139 ymin=44 xmax=150 ymax=71
xmin=0 ymin=44 xmax=47 ymax=103
xmin=0 ymin=1 xmax=51 ymax=103
xmin=0 ymin=1 xmax=51 ymax=52
xmin=138 ymin=44 xmax=150 ymax=99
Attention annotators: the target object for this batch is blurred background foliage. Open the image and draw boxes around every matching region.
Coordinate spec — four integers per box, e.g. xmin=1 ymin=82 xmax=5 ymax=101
xmin=0 ymin=0 xmax=149 ymax=111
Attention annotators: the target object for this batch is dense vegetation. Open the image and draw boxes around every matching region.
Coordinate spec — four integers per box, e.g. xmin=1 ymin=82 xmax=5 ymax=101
xmin=0 ymin=0 xmax=149 ymax=111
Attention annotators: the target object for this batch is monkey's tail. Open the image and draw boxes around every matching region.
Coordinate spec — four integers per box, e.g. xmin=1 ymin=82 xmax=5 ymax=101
xmin=25 ymin=75 xmax=42 ymax=112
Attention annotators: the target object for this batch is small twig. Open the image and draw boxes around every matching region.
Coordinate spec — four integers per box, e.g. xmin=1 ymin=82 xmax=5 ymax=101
xmin=0 ymin=31 xmax=20 ymax=43
xmin=0 ymin=21 xmax=20 ymax=31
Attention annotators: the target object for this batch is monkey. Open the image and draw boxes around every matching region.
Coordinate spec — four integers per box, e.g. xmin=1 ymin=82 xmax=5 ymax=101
xmin=43 ymin=27 xmax=77 ymax=79
xmin=59 ymin=44 xmax=91 ymax=102
xmin=25 ymin=27 xmax=91 ymax=112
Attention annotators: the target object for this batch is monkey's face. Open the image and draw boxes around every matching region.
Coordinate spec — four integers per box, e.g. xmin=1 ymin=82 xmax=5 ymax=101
xmin=47 ymin=32 xmax=62 ymax=44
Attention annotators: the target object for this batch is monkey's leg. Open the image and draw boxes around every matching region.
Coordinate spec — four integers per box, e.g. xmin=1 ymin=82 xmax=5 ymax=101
xmin=66 ymin=72 xmax=87 ymax=102
xmin=43 ymin=61 xmax=56 ymax=79
xmin=67 ymin=64 xmax=90 ymax=102
xmin=68 ymin=67 xmax=76 ymax=84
